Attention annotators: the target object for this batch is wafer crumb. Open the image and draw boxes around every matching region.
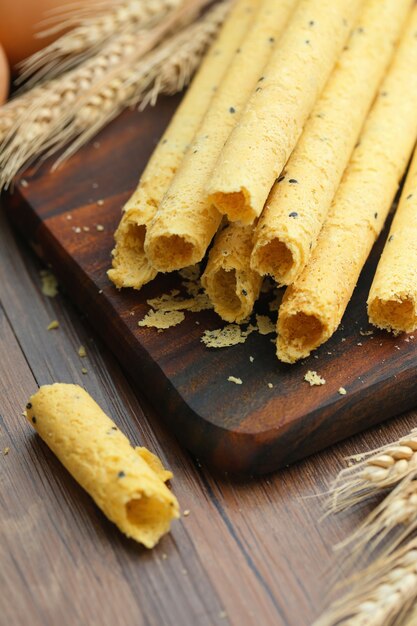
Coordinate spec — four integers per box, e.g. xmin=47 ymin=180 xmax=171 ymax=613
xmin=249 ymin=356 xmax=254 ymax=363
xmin=47 ymin=320 xmax=59 ymax=331
xmin=202 ymin=324 xmax=255 ymax=348
xmin=256 ymin=314 xmax=275 ymax=335
xmin=228 ymin=376 xmax=242 ymax=385
xmin=138 ymin=310 xmax=185 ymax=329
xmin=338 ymin=387 xmax=347 ymax=395
xmin=183 ymin=509 xmax=190 ymax=517
xmin=81 ymin=367 xmax=88 ymax=375
xmin=78 ymin=346 xmax=87 ymax=358
xmin=267 ymin=383 xmax=274 ymax=389
xmin=3 ymin=447 xmax=10 ymax=455
xmin=304 ymin=370 xmax=326 ymax=386
xmin=162 ymin=553 xmax=168 ymax=560
xmin=360 ymin=330 xmax=374 ymax=336
xmin=40 ymin=270 xmax=58 ymax=298
xmin=147 ymin=290 xmax=212 ymax=313
xmin=96 ymin=224 xmax=105 ymax=232
xmin=97 ymin=199 xmax=104 ymax=206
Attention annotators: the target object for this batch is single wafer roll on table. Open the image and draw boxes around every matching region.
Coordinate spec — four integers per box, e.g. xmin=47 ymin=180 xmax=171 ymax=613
xmin=368 ymin=147 xmax=417 ymax=333
xmin=277 ymin=8 xmax=417 ymax=363
xmin=25 ymin=384 xmax=179 ymax=548
xmin=201 ymin=223 xmax=262 ymax=322
xmin=251 ymin=0 xmax=412 ymax=286
xmin=145 ymin=0 xmax=298 ymax=272
xmin=207 ymin=0 xmax=363 ymax=225
xmin=107 ymin=0 xmax=253 ymax=289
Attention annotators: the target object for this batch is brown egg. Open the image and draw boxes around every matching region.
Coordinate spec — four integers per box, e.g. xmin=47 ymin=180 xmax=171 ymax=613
xmin=0 ymin=0 xmax=90 ymax=69
xmin=0 ymin=43 xmax=10 ymax=104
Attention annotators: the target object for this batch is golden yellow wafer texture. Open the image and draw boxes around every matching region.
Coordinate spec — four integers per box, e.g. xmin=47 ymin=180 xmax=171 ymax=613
xmin=207 ymin=0 xmax=363 ymax=225
xmin=277 ymin=10 xmax=417 ymax=363
xmin=201 ymin=223 xmax=262 ymax=322
xmin=25 ymin=384 xmax=179 ymax=548
xmin=251 ymin=0 xmax=412 ymax=286
xmin=368 ymin=147 xmax=417 ymax=333
xmin=145 ymin=0 xmax=298 ymax=272
xmin=107 ymin=0 xmax=254 ymax=289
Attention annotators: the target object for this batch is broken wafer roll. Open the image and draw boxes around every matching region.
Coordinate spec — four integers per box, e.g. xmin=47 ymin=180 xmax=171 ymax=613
xmin=277 ymin=9 xmax=417 ymax=363
xmin=207 ymin=0 xmax=363 ymax=225
xmin=25 ymin=384 xmax=179 ymax=548
xmin=201 ymin=223 xmax=262 ymax=323
xmin=251 ymin=0 xmax=412 ymax=285
xmin=144 ymin=0 xmax=298 ymax=272
xmin=107 ymin=0 xmax=253 ymax=289
xmin=368 ymin=147 xmax=417 ymax=333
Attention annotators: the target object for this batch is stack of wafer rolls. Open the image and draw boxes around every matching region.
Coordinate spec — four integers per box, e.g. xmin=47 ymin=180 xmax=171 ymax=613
xmin=144 ymin=0 xmax=298 ymax=272
xmin=108 ymin=0 xmax=258 ymax=289
xmin=109 ymin=0 xmax=417 ymax=363
xmin=277 ymin=7 xmax=417 ymax=362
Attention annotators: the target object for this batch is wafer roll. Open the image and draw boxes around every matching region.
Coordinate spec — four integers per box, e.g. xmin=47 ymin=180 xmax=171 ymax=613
xmin=277 ymin=9 xmax=417 ymax=363
xmin=368 ymin=147 xmax=417 ymax=333
xmin=251 ymin=0 xmax=412 ymax=285
xmin=26 ymin=384 xmax=179 ymax=548
xmin=108 ymin=0 xmax=255 ymax=289
xmin=145 ymin=0 xmax=298 ymax=272
xmin=201 ymin=223 xmax=262 ymax=322
xmin=207 ymin=0 xmax=362 ymax=225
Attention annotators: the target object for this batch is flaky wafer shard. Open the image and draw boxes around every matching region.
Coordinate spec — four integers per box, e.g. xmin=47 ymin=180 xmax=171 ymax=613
xmin=201 ymin=223 xmax=262 ymax=322
xmin=107 ymin=0 xmax=254 ymax=289
xmin=26 ymin=384 xmax=179 ymax=548
xmin=145 ymin=0 xmax=298 ymax=272
xmin=251 ymin=0 xmax=412 ymax=285
xmin=277 ymin=8 xmax=417 ymax=363
xmin=207 ymin=0 xmax=363 ymax=225
xmin=368 ymin=147 xmax=417 ymax=334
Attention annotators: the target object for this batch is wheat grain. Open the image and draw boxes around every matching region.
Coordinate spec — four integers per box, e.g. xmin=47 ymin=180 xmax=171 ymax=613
xmin=327 ymin=430 xmax=417 ymax=514
xmin=313 ymin=540 xmax=417 ymax=626
xmin=0 ymin=0 xmax=224 ymax=188
xmin=18 ymin=0 xmax=183 ymax=86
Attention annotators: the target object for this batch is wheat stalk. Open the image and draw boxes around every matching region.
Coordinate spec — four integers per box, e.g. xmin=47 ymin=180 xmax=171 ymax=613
xmin=18 ymin=0 xmax=183 ymax=87
xmin=326 ymin=430 xmax=417 ymax=514
xmin=0 ymin=0 xmax=226 ymax=188
xmin=313 ymin=540 xmax=417 ymax=626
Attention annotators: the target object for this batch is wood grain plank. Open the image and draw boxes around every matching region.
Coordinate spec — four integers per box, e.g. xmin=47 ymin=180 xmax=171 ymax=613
xmin=5 ymin=102 xmax=417 ymax=475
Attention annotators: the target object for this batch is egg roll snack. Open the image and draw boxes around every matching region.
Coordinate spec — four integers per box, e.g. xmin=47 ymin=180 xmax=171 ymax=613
xmin=201 ymin=223 xmax=262 ymax=322
xmin=144 ymin=0 xmax=298 ymax=272
xmin=251 ymin=0 xmax=412 ymax=286
xmin=207 ymin=0 xmax=363 ymax=225
xmin=368 ymin=146 xmax=417 ymax=333
xmin=107 ymin=0 xmax=256 ymax=289
xmin=277 ymin=9 xmax=417 ymax=363
xmin=25 ymin=384 xmax=179 ymax=548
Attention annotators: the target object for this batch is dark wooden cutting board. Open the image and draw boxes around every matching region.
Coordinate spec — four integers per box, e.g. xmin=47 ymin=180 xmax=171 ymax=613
xmin=4 ymin=97 xmax=417 ymax=476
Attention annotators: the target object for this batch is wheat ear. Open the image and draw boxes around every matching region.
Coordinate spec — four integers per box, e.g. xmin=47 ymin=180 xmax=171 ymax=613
xmin=0 ymin=0 xmax=223 ymax=188
xmin=326 ymin=429 xmax=417 ymax=514
xmin=18 ymin=0 xmax=183 ymax=87
xmin=313 ymin=540 xmax=417 ymax=626
xmin=335 ymin=474 xmax=417 ymax=558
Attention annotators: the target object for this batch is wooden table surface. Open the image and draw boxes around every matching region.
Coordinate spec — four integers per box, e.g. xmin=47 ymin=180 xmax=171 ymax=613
xmin=1 ymin=182 xmax=416 ymax=626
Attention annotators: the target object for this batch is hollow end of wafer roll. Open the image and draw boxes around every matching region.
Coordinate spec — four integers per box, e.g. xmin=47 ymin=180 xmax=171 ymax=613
xmin=251 ymin=235 xmax=304 ymax=286
xmin=108 ymin=218 xmax=157 ymax=289
xmin=145 ymin=232 xmax=201 ymax=272
xmin=202 ymin=267 xmax=254 ymax=323
xmin=209 ymin=188 xmax=256 ymax=225
xmin=277 ymin=309 xmax=326 ymax=363
xmin=368 ymin=294 xmax=417 ymax=334
xmin=123 ymin=491 xmax=178 ymax=548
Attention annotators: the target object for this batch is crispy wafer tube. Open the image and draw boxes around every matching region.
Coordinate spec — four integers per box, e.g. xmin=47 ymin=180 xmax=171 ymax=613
xmin=277 ymin=10 xmax=417 ymax=363
xmin=107 ymin=0 xmax=255 ymax=289
xmin=207 ymin=0 xmax=363 ymax=225
xmin=25 ymin=384 xmax=179 ymax=548
xmin=201 ymin=223 xmax=262 ymax=322
xmin=144 ymin=0 xmax=298 ymax=272
xmin=368 ymin=147 xmax=417 ymax=333
xmin=251 ymin=0 xmax=412 ymax=286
